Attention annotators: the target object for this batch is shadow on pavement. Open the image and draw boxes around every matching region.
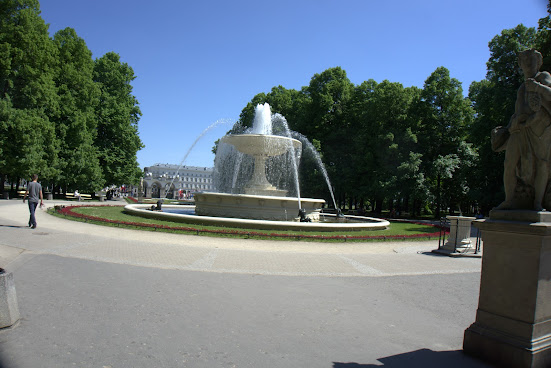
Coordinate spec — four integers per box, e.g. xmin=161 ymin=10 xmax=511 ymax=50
xmin=333 ymin=348 xmax=491 ymax=368
xmin=417 ymin=251 xmax=447 ymax=257
xmin=0 ymin=224 xmax=26 ymax=229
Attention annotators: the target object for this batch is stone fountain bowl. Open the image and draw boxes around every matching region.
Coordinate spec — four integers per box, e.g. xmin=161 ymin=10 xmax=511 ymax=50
xmin=124 ymin=203 xmax=390 ymax=232
xmin=221 ymin=134 xmax=301 ymax=156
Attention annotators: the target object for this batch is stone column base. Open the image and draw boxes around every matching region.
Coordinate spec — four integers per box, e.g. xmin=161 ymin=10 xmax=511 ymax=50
xmin=463 ymin=210 xmax=551 ymax=368
xmin=464 ymin=320 xmax=551 ymax=368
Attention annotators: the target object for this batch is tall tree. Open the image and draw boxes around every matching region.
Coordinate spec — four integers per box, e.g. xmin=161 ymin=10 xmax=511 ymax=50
xmin=0 ymin=0 xmax=58 ymax=186
xmin=418 ymin=67 xmax=473 ymax=217
xmin=302 ymin=67 xmax=354 ymax=207
xmin=93 ymin=52 xmax=144 ymax=186
xmin=348 ymin=80 xmax=425 ymax=213
xmin=52 ymin=27 xmax=102 ymax=191
xmin=344 ymin=80 xmax=377 ymax=209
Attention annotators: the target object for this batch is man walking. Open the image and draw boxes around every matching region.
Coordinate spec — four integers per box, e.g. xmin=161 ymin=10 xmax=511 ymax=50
xmin=23 ymin=174 xmax=43 ymax=229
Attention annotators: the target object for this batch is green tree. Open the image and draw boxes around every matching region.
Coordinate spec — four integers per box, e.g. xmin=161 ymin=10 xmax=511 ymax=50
xmin=536 ymin=2 xmax=551 ymax=71
xmin=0 ymin=0 xmax=58 ymax=187
xmin=344 ymin=80 xmax=377 ymax=210
xmin=0 ymin=100 xmax=57 ymax=184
xmin=434 ymin=141 xmax=478 ymax=214
xmin=486 ymin=24 xmax=537 ymax=97
xmin=93 ymin=52 xmax=144 ymax=186
xmin=349 ymin=80 xmax=424 ymax=213
xmin=302 ymin=67 xmax=354 ymax=207
xmin=418 ymin=67 xmax=473 ymax=217
xmin=52 ymin=27 xmax=103 ymax=192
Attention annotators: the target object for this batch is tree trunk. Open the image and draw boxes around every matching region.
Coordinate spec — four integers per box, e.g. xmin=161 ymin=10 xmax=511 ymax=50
xmin=375 ymin=199 xmax=383 ymax=214
xmin=436 ymin=174 xmax=441 ymax=219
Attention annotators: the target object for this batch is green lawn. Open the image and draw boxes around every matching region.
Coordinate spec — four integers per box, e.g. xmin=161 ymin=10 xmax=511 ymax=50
xmin=51 ymin=205 xmax=443 ymax=242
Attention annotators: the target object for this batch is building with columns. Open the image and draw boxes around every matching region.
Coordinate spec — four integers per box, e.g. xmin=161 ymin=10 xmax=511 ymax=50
xmin=143 ymin=164 xmax=214 ymax=199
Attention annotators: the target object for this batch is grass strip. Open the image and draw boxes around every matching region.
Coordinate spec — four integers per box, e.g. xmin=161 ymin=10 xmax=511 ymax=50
xmin=49 ymin=205 xmax=446 ymax=242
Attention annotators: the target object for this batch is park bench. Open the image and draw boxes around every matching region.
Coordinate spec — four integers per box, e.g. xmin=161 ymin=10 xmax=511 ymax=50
xmin=16 ymin=190 xmax=51 ymax=200
xmin=65 ymin=193 xmax=92 ymax=201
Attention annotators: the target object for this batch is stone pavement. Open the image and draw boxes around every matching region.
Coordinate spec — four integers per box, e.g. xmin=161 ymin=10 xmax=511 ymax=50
xmin=0 ymin=199 xmax=490 ymax=367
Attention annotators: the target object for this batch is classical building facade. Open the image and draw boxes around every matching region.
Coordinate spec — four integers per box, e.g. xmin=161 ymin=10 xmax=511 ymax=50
xmin=143 ymin=164 xmax=214 ymax=199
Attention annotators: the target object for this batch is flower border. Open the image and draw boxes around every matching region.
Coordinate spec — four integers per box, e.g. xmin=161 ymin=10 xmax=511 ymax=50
xmin=55 ymin=204 xmax=448 ymax=241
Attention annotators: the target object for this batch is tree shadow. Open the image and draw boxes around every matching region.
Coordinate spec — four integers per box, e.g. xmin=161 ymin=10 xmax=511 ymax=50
xmin=333 ymin=349 xmax=491 ymax=368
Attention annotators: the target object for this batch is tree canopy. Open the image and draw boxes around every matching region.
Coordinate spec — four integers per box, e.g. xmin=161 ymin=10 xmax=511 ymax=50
xmin=0 ymin=0 xmax=143 ymax=193
xmin=231 ymin=5 xmax=551 ymax=217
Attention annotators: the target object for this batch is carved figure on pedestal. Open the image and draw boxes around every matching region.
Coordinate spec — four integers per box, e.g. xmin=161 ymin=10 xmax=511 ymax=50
xmin=492 ymin=49 xmax=551 ymax=211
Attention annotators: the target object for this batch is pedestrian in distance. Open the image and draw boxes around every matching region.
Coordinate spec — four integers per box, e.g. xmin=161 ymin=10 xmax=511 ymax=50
xmin=23 ymin=174 xmax=43 ymax=229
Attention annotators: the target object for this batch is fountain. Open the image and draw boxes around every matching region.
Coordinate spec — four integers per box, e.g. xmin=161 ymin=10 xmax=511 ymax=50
xmin=125 ymin=103 xmax=389 ymax=231
xmin=194 ymin=103 xmax=325 ymax=221
xmin=220 ymin=132 xmax=299 ymax=196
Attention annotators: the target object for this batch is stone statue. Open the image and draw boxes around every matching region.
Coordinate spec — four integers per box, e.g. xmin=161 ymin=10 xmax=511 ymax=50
xmin=139 ymin=177 xmax=144 ymax=198
xmin=492 ymin=49 xmax=551 ymax=211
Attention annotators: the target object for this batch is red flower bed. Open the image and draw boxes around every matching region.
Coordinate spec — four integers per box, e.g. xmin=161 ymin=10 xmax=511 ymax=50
xmin=55 ymin=205 xmax=448 ymax=241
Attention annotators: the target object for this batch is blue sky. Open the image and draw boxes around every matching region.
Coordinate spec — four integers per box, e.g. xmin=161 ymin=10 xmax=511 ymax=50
xmin=39 ymin=0 xmax=546 ymax=169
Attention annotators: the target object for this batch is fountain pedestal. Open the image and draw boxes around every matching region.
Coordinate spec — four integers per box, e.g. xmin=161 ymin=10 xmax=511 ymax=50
xmin=221 ymin=134 xmax=301 ymax=197
xmin=243 ymin=155 xmax=288 ymax=196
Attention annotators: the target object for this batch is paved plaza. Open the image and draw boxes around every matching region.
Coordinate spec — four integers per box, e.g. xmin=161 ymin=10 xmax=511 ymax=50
xmin=0 ymin=199 xmax=490 ymax=367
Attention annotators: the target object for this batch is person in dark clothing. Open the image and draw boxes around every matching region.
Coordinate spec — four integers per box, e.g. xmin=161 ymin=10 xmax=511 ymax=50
xmin=23 ymin=174 xmax=43 ymax=229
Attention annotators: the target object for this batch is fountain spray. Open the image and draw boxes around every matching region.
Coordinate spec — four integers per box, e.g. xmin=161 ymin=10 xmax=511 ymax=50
xmin=292 ymin=132 xmax=338 ymax=212
xmin=163 ymin=118 xmax=233 ymax=200
xmin=272 ymin=113 xmax=302 ymax=209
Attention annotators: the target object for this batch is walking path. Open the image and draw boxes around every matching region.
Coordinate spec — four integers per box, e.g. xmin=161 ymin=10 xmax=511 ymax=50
xmin=0 ymin=199 xmax=489 ymax=368
xmin=0 ymin=200 xmax=481 ymax=277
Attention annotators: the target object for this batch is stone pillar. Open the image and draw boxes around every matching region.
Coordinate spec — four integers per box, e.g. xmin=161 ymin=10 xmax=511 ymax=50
xmin=144 ymin=185 xmax=150 ymax=198
xmin=0 ymin=270 xmax=20 ymax=328
xmin=433 ymin=215 xmax=479 ymax=256
xmin=463 ymin=210 xmax=551 ymax=368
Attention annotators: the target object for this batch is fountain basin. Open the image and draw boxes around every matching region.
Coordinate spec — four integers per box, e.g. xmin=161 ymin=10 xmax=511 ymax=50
xmin=221 ymin=134 xmax=301 ymax=157
xmin=194 ymin=192 xmax=324 ymax=221
xmin=124 ymin=204 xmax=390 ymax=232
